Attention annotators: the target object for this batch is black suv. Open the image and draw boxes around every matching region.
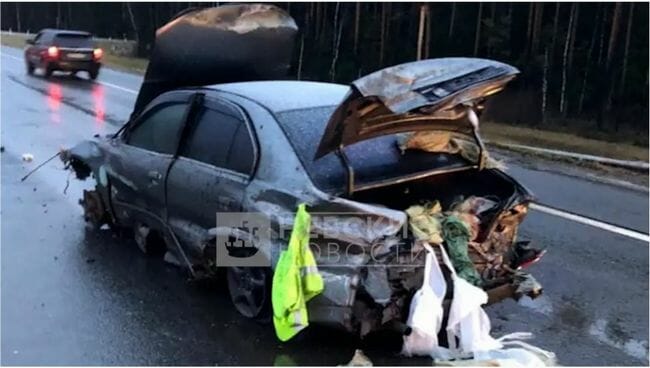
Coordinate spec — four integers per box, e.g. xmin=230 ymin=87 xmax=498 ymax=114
xmin=24 ymin=29 xmax=102 ymax=80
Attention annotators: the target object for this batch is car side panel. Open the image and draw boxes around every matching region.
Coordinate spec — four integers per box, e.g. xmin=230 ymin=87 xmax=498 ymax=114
xmin=107 ymin=143 xmax=174 ymax=229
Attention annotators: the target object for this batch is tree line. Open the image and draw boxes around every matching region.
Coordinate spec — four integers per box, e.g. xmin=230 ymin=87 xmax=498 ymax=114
xmin=2 ymin=2 xmax=648 ymax=140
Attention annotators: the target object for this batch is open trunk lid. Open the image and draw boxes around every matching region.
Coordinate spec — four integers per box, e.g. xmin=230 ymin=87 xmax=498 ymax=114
xmin=314 ymin=58 xmax=519 ymax=159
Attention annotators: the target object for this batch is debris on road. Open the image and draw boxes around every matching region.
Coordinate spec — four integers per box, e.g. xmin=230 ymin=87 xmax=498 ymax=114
xmin=20 ymin=150 xmax=64 ymax=182
xmin=402 ymin=242 xmax=555 ymax=365
xmin=435 ymin=333 xmax=557 ymax=367
xmin=341 ymin=349 xmax=373 ymax=366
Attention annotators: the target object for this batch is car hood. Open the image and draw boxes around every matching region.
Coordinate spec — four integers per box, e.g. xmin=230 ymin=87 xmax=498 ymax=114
xmin=314 ymin=58 xmax=519 ymax=159
xmin=131 ymin=4 xmax=297 ymax=119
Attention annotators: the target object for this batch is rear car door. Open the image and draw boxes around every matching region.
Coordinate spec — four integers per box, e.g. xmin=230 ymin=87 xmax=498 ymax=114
xmin=167 ymin=95 xmax=257 ymax=230
xmin=25 ymin=32 xmax=46 ymax=64
xmin=109 ymin=92 xmax=193 ymax=227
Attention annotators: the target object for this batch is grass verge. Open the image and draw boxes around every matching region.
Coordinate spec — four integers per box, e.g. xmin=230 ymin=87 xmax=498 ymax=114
xmin=1 ymin=32 xmax=148 ymax=75
xmin=482 ymin=121 xmax=648 ymax=163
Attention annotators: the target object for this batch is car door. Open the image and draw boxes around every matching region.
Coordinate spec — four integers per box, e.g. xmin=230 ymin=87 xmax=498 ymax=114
xmin=108 ymin=91 xmax=194 ymax=228
xmin=26 ymin=32 xmax=44 ymax=64
xmin=166 ymin=95 xmax=258 ymax=231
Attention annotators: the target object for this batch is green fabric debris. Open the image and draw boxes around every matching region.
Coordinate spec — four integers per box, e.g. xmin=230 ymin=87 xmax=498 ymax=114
xmin=441 ymin=215 xmax=482 ymax=286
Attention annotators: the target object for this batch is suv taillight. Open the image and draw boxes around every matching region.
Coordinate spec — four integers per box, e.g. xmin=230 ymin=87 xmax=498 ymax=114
xmin=47 ymin=46 xmax=59 ymax=58
xmin=93 ymin=48 xmax=103 ymax=60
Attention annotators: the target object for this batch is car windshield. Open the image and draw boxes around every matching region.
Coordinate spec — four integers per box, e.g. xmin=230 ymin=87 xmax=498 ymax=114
xmin=53 ymin=34 xmax=93 ymax=48
xmin=275 ymin=106 xmax=472 ymax=194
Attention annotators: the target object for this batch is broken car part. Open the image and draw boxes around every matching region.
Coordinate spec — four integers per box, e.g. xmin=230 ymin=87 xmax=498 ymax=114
xmin=131 ymin=4 xmax=297 ymax=118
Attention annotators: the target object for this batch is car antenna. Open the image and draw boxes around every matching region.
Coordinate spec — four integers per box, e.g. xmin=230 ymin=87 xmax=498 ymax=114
xmin=20 ymin=150 xmax=62 ymax=182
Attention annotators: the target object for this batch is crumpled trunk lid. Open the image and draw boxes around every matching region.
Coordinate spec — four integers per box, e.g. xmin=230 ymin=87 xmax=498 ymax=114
xmin=315 ymin=58 xmax=519 ymax=159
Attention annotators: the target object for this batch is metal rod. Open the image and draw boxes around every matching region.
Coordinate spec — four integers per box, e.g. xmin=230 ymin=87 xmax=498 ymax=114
xmin=20 ymin=151 xmax=61 ymax=182
xmin=467 ymin=107 xmax=486 ymax=170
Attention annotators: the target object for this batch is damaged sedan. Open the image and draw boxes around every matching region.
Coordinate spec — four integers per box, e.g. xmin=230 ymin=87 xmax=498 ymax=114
xmin=62 ymin=4 xmax=544 ymax=341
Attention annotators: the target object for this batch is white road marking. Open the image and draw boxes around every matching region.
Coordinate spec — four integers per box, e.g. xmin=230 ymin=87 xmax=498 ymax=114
xmin=1 ymin=52 xmax=22 ymax=62
xmin=96 ymin=80 xmax=137 ymax=94
xmin=530 ymin=203 xmax=650 ymax=242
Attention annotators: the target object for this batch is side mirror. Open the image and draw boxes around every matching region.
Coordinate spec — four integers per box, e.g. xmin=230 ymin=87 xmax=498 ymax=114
xmin=26 ymin=39 xmax=35 ymax=45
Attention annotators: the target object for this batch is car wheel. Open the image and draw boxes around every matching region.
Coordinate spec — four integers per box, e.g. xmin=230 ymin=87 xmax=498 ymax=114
xmin=26 ymin=62 xmax=34 ymax=75
xmin=89 ymin=69 xmax=99 ymax=80
xmin=227 ymin=266 xmax=271 ymax=320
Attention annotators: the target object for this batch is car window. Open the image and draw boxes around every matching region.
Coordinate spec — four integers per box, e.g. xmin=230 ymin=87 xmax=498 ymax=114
xmin=127 ymin=103 xmax=187 ymax=154
xmin=33 ymin=33 xmax=43 ymax=44
xmin=276 ymin=106 xmax=471 ymax=193
xmin=180 ymin=105 xmax=255 ymax=175
xmin=53 ymin=34 xmax=93 ymax=48
xmin=227 ymin=123 xmax=256 ymax=175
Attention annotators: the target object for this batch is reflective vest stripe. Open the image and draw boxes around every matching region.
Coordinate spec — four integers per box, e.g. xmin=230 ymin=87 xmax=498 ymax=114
xmin=300 ymin=265 xmax=319 ymax=277
xmin=292 ymin=310 xmax=303 ymax=327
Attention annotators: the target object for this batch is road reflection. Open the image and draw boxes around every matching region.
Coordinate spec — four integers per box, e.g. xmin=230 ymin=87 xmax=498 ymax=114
xmin=91 ymin=84 xmax=105 ymax=123
xmin=46 ymin=83 xmax=62 ymax=124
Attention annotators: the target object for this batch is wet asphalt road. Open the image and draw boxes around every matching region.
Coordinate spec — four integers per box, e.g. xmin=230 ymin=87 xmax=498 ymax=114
xmin=1 ymin=46 xmax=648 ymax=366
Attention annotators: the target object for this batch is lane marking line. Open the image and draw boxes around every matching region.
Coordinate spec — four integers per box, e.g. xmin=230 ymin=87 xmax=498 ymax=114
xmin=1 ymin=52 xmax=23 ymax=62
xmin=96 ymin=80 xmax=137 ymax=94
xmin=530 ymin=203 xmax=650 ymax=243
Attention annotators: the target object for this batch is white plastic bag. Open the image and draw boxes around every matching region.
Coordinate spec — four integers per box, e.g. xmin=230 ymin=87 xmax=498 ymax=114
xmin=438 ymin=244 xmax=502 ymax=356
xmin=440 ymin=333 xmax=557 ymax=367
xmin=402 ymin=243 xmax=446 ymax=357
xmin=402 ymin=244 xmax=503 ymax=360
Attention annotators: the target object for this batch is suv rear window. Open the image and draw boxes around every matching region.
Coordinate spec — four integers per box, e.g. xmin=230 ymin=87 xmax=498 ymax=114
xmin=276 ymin=107 xmax=471 ymax=194
xmin=53 ymin=34 xmax=93 ymax=48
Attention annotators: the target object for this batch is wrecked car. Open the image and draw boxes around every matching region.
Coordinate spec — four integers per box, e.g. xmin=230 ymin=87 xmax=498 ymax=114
xmin=62 ymin=4 xmax=543 ymax=339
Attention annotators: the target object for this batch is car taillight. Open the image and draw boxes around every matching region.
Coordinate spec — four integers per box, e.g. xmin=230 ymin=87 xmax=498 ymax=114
xmin=93 ymin=48 xmax=103 ymax=60
xmin=47 ymin=46 xmax=59 ymax=58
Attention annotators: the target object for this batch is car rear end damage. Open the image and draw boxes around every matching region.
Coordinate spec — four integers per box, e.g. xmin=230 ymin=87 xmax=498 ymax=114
xmin=300 ymin=170 xmax=540 ymax=338
xmin=285 ymin=57 xmax=541 ymax=338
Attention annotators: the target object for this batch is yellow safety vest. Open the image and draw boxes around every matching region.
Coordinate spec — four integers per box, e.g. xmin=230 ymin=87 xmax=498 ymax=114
xmin=272 ymin=204 xmax=324 ymax=342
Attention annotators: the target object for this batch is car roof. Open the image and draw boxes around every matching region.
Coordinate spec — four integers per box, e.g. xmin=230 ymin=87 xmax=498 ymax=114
xmin=39 ymin=28 xmax=92 ymax=37
xmin=207 ymin=81 xmax=350 ymax=113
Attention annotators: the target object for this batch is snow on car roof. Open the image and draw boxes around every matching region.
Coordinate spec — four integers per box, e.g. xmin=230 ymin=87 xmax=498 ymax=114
xmin=209 ymin=81 xmax=350 ymax=113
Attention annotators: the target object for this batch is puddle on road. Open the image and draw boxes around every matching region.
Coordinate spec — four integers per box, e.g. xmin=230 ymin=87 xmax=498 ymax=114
xmin=518 ymin=295 xmax=553 ymax=316
xmin=518 ymin=295 xmax=648 ymax=363
xmin=589 ymin=319 xmax=649 ymax=363
xmin=7 ymin=74 xmax=122 ymax=126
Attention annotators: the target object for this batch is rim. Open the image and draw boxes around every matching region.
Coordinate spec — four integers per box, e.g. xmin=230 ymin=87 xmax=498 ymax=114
xmin=227 ymin=267 xmax=268 ymax=318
